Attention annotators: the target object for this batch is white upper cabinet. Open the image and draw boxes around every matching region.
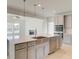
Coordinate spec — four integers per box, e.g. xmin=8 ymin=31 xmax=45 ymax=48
xmin=54 ymin=15 xmax=64 ymax=25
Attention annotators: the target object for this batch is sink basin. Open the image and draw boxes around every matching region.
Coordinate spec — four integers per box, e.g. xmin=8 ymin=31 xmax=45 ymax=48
xmin=32 ymin=36 xmax=47 ymax=39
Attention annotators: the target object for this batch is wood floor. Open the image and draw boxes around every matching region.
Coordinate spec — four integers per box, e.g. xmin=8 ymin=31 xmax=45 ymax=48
xmin=44 ymin=44 xmax=72 ymax=59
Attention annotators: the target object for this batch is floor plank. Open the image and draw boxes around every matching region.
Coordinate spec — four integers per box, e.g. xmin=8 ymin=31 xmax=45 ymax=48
xmin=44 ymin=44 xmax=72 ymax=59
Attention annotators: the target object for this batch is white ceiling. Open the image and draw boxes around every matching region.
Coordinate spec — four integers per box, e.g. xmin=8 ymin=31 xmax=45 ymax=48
xmin=7 ymin=0 xmax=72 ymax=18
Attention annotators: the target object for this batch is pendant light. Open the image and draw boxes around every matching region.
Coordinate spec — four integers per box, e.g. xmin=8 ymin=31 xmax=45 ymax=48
xmin=23 ymin=0 xmax=26 ymax=18
xmin=33 ymin=1 xmax=37 ymax=37
xmin=22 ymin=0 xmax=26 ymax=39
xmin=34 ymin=4 xmax=37 ymax=17
xmin=42 ymin=7 xmax=45 ymax=18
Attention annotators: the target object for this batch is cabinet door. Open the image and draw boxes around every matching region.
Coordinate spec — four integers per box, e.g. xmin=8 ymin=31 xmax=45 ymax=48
xmin=56 ymin=37 xmax=62 ymax=49
xmin=54 ymin=15 xmax=64 ymax=25
xmin=50 ymin=37 xmax=57 ymax=53
xmin=28 ymin=46 xmax=36 ymax=59
xmin=64 ymin=15 xmax=72 ymax=35
xmin=37 ymin=45 xmax=44 ymax=59
xmin=15 ymin=48 xmax=27 ymax=59
xmin=44 ymin=42 xmax=49 ymax=57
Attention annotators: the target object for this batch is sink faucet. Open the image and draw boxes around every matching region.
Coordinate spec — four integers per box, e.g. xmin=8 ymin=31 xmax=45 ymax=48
xmin=35 ymin=28 xmax=37 ymax=37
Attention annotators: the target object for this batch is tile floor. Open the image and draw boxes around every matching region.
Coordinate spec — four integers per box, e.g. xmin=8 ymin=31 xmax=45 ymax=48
xmin=44 ymin=44 xmax=72 ymax=59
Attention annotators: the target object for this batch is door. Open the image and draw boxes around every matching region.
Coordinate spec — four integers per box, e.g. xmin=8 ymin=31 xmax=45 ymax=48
xmin=15 ymin=48 xmax=27 ymax=59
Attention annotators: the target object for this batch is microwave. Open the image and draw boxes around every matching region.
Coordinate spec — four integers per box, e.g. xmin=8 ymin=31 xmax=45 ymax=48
xmin=55 ymin=25 xmax=63 ymax=32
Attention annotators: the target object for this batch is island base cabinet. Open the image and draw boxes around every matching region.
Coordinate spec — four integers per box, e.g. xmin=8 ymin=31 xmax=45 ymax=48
xmin=43 ymin=42 xmax=49 ymax=57
xmin=57 ymin=38 xmax=62 ymax=49
xmin=49 ymin=37 xmax=57 ymax=53
xmin=15 ymin=48 xmax=27 ymax=59
xmin=49 ymin=37 xmax=62 ymax=54
xmin=36 ymin=45 xmax=44 ymax=59
xmin=36 ymin=42 xmax=49 ymax=59
xmin=28 ymin=46 xmax=36 ymax=59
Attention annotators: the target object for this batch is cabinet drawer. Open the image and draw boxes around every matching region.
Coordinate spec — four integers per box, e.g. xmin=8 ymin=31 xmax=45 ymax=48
xmin=36 ymin=39 xmax=43 ymax=45
xmin=15 ymin=43 xmax=27 ymax=50
xmin=28 ymin=41 xmax=36 ymax=47
xmin=43 ymin=38 xmax=48 ymax=43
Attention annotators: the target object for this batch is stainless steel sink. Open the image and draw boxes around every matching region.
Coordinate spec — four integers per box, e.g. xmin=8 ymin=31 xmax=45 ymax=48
xmin=32 ymin=36 xmax=47 ymax=39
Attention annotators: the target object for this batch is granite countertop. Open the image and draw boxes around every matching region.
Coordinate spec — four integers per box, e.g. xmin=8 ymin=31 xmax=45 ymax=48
xmin=13 ymin=34 xmax=57 ymax=44
xmin=13 ymin=37 xmax=37 ymax=44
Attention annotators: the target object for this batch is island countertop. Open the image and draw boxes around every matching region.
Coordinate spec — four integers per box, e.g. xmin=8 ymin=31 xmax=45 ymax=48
xmin=12 ymin=34 xmax=58 ymax=44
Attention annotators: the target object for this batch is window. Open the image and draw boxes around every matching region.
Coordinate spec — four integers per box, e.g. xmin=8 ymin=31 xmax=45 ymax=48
xmin=7 ymin=23 xmax=20 ymax=40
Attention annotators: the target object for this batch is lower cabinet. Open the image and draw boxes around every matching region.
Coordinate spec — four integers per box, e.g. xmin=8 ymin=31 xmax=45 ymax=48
xmin=49 ymin=37 xmax=57 ymax=53
xmin=44 ymin=42 xmax=49 ymax=57
xmin=56 ymin=37 xmax=62 ymax=49
xmin=36 ymin=42 xmax=49 ymax=59
xmin=15 ymin=39 xmax=49 ymax=59
xmin=15 ymin=43 xmax=28 ymax=59
xmin=49 ymin=37 xmax=62 ymax=54
xmin=36 ymin=44 xmax=44 ymax=59
xmin=15 ymin=48 xmax=27 ymax=59
xmin=28 ymin=46 xmax=36 ymax=59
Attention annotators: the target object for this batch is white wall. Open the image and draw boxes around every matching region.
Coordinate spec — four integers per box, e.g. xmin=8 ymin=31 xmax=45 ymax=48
xmin=42 ymin=17 xmax=55 ymax=35
xmin=8 ymin=14 xmax=45 ymax=38
xmin=47 ymin=17 xmax=55 ymax=35
xmin=42 ymin=19 xmax=48 ymax=34
xmin=25 ymin=17 xmax=44 ymax=37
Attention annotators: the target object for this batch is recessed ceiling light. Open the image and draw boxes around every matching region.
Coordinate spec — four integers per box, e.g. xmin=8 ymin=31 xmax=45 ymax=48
xmin=38 ymin=4 xmax=41 ymax=7
xmin=34 ymin=3 xmax=41 ymax=7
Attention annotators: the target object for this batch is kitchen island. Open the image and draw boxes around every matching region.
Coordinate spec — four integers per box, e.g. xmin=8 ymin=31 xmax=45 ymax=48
xmin=8 ymin=35 xmax=62 ymax=59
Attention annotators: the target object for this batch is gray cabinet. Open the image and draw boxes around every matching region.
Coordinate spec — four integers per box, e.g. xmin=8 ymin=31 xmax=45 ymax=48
xmin=49 ymin=37 xmax=57 ymax=53
xmin=56 ymin=37 xmax=62 ymax=49
xmin=28 ymin=46 xmax=36 ymax=59
xmin=15 ymin=43 xmax=28 ymax=59
xmin=36 ymin=45 xmax=44 ymax=59
xmin=49 ymin=37 xmax=62 ymax=54
xmin=15 ymin=48 xmax=27 ymax=59
xmin=15 ymin=38 xmax=49 ymax=59
xmin=36 ymin=38 xmax=49 ymax=59
xmin=28 ymin=41 xmax=36 ymax=59
xmin=54 ymin=15 xmax=64 ymax=25
xmin=43 ymin=42 xmax=49 ymax=57
xmin=64 ymin=15 xmax=72 ymax=45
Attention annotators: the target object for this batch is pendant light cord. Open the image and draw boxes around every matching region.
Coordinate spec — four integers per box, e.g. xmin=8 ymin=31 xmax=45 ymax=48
xmin=23 ymin=0 xmax=26 ymax=17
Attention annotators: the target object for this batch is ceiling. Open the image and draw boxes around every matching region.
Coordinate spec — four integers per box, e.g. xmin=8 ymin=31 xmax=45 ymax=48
xmin=7 ymin=0 xmax=72 ymax=18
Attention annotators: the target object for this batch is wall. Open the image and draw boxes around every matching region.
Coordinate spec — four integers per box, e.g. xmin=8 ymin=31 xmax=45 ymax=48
xmin=42 ymin=19 xmax=48 ymax=34
xmin=42 ymin=17 xmax=55 ymax=35
xmin=8 ymin=14 xmax=45 ymax=38
xmin=25 ymin=17 xmax=44 ymax=37
xmin=47 ymin=17 xmax=55 ymax=35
